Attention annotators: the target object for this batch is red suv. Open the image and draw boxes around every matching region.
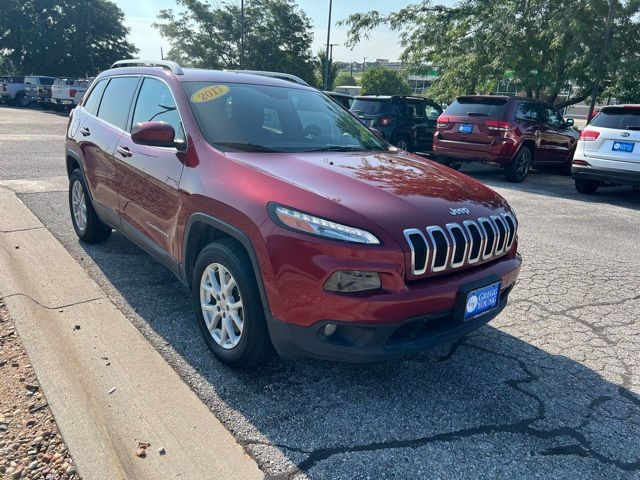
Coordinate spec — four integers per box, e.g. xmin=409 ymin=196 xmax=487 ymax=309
xmin=433 ymin=96 xmax=578 ymax=182
xmin=66 ymin=60 xmax=522 ymax=368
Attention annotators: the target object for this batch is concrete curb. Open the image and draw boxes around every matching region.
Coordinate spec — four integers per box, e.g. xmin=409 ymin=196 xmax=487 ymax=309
xmin=0 ymin=188 xmax=264 ymax=480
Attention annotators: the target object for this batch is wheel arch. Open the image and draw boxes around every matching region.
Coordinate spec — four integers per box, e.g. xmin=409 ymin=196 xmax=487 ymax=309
xmin=181 ymin=213 xmax=272 ymax=319
xmin=519 ymin=139 xmax=536 ymax=158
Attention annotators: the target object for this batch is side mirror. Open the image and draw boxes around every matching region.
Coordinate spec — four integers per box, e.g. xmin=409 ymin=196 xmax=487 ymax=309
xmin=131 ymin=121 xmax=176 ymax=148
xmin=565 ymin=118 xmax=575 ymax=127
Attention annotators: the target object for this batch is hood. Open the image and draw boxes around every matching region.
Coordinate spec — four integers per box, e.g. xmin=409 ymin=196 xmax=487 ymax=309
xmin=225 ymin=149 xmax=511 ymax=240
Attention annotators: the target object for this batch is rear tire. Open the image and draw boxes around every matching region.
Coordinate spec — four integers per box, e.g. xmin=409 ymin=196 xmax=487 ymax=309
xmin=16 ymin=93 xmax=29 ymax=107
xmin=192 ymin=239 xmax=273 ymax=368
xmin=68 ymin=169 xmax=112 ymax=243
xmin=505 ymin=146 xmax=533 ymax=182
xmin=575 ymin=178 xmax=600 ymax=194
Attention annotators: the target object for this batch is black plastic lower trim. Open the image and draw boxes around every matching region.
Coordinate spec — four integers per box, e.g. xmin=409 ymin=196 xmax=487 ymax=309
xmin=572 ymin=164 xmax=640 ymax=187
xmin=267 ymin=285 xmax=512 ymax=362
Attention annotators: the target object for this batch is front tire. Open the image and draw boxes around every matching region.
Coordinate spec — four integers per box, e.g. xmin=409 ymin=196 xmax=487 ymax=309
xmin=575 ymin=178 xmax=600 ymax=194
xmin=16 ymin=93 xmax=29 ymax=107
xmin=193 ymin=239 xmax=273 ymax=368
xmin=68 ymin=169 xmax=112 ymax=242
xmin=505 ymin=146 xmax=533 ymax=182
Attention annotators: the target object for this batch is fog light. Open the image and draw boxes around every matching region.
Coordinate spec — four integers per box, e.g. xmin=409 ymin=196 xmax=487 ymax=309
xmin=324 ymin=270 xmax=381 ymax=293
xmin=324 ymin=323 xmax=337 ymax=336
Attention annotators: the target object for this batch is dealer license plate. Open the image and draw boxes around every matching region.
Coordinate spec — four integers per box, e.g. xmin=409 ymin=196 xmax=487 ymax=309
xmin=463 ymin=281 xmax=500 ymax=322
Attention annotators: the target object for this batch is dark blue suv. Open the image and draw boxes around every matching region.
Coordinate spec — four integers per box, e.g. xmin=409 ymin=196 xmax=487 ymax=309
xmin=350 ymin=95 xmax=442 ymax=152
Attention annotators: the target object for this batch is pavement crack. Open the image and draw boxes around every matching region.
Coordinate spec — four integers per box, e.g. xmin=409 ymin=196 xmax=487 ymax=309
xmin=3 ymin=292 xmax=105 ymax=311
xmin=0 ymin=226 xmax=45 ymax=233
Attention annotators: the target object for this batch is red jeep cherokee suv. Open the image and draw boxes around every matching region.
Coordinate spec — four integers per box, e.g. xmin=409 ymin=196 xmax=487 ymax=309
xmin=66 ymin=60 xmax=522 ymax=368
xmin=433 ymin=96 xmax=578 ymax=182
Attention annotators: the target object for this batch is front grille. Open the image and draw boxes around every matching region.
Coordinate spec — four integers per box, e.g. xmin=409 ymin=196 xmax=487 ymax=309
xmin=404 ymin=212 xmax=517 ymax=276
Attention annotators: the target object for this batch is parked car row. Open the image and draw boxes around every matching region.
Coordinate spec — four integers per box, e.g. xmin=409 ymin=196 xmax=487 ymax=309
xmin=0 ymin=75 xmax=91 ymax=110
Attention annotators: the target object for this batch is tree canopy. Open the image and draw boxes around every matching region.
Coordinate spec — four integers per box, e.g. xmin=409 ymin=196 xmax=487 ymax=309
xmin=155 ymin=0 xmax=315 ymax=85
xmin=0 ymin=0 xmax=137 ymax=77
xmin=342 ymin=0 xmax=640 ymax=106
xmin=360 ymin=67 xmax=411 ymax=95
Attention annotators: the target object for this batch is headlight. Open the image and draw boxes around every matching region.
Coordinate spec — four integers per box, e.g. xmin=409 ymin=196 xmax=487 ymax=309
xmin=270 ymin=205 xmax=380 ymax=244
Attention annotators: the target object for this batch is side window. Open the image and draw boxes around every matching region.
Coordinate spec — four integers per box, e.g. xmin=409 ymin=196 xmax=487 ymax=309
xmin=425 ymin=103 xmax=442 ymax=120
xmin=406 ymin=101 xmax=425 ymax=118
xmin=82 ymin=79 xmax=108 ymax=115
xmin=516 ymin=102 xmax=540 ymax=122
xmin=544 ymin=106 xmax=564 ymax=128
xmin=97 ymin=77 xmax=139 ymax=130
xmin=131 ymin=77 xmax=184 ymax=142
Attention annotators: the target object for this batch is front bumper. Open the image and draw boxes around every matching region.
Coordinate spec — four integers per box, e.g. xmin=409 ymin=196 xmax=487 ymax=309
xmin=572 ymin=164 xmax=640 ymax=187
xmin=267 ymin=256 xmax=521 ymax=361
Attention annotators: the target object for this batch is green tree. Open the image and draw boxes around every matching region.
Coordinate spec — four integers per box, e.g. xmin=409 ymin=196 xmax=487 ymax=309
xmin=314 ymin=50 xmax=340 ymax=89
xmin=334 ymin=72 xmax=358 ymax=87
xmin=155 ymin=0 xmax=315 ymax=85
xmin=360 ymin=67 xmax=411 ymax=95
xmin=341 ymin=0 xmax=640 ymax=106
xmin=0 ymin=0 xmax=137 ymax=77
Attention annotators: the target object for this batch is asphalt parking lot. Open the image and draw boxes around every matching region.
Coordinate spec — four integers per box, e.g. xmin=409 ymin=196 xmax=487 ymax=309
xmin=1 ymin=105 xmax=639 ymax=479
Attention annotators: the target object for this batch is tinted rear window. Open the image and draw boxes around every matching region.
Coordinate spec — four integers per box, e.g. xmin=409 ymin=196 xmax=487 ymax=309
xmin=97 ymin=77 xmax=139 ymax=130
xmin=445 ymin=97 xmax=508 ymax=117
xmin=351 ymin=99 xmax=391 ymax=115
xmin=83 ymin=79 xmax=108 ymax=115
xmin=590 ymin=107 xmax=640 ymax=130
xmin=39 ymin=77 xmax=55 ymax=86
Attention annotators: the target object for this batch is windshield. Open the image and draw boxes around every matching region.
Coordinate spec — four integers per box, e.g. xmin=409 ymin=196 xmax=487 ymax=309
xmin=590 ymin=107 xmax=640 ymax=130
xmin=445 ymin=97 xmax=508 ymax=117
xmin=183 ymin=82 xmax=386 ymax=153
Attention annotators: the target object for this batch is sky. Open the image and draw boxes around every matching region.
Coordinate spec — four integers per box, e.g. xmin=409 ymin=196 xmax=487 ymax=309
xmin=115 ymin=0 xmax=421 ymax=63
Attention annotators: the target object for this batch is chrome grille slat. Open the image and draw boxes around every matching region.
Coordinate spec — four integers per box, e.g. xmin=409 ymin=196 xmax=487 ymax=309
xmin=403 ymin=212 xmax=517 ymax=277
xmin=446 ymin=223 xmax=468 ymax=268
xmin=403 ymin=228 xmax=428 ymax=275
xmin=427 ymin=226 xmax=450 ymax=272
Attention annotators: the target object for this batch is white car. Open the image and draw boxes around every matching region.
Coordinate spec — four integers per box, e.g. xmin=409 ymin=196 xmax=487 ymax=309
xmin=572 ymin=105 xmax=640 ymax=194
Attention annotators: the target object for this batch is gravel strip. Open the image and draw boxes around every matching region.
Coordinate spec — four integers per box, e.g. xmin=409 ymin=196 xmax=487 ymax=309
xmin=0 ymin=299 xmax=80 ymax=480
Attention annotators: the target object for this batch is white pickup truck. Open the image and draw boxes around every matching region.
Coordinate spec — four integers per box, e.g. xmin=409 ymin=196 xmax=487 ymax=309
xmin=50 ymin=78 xmax=90 ymax=110
xmin=0 ymin=76 xmax=28 ymax=106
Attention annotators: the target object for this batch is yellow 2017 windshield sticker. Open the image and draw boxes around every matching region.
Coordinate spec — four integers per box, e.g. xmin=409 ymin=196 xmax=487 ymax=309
xmin=190 ymin=85 xmax=230 ymax=103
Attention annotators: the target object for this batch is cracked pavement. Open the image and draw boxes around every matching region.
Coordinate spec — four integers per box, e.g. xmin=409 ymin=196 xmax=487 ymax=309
xmin=2 ymin=105 xmax=639 ymax=479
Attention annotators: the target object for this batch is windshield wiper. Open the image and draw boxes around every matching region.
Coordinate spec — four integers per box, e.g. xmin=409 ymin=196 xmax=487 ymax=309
xmin=625 ymin=125 xmax=640 ymax=131
xmin=303 ymin=145 xmax=368 ymax=152
xmin=467 ymin=112 xmax=488 ymax=117
xmin=214 ymin=142 xmax=281 ymax=152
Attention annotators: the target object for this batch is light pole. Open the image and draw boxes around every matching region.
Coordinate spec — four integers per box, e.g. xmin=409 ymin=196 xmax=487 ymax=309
xmin=240 ymin=0 xmax=245 ymax=69
xmin=588 ymin=0 xmax=615 ymax=121
xmin=323 ymin=0 xmax=333 ymax=90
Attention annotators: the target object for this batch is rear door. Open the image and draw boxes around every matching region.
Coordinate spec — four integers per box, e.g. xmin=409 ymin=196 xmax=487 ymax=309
xmin=116 ymin=76 xmax=186 ymax=260
xmin=404 ymin=99 xmax=433 ymax=150
xmin=77 ymin=76 xmax=139 ymax=218
xmin=583 ymin=106 xmax=640 ymax=168
xmin=437 ymin=96 xmax=509 ymax=146
xmin=538 ymin=104 xmax=576 ymax=163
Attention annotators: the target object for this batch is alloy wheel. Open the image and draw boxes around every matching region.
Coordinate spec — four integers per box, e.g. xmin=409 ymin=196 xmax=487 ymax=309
xmin=71 ymin=180 xmax=87 ymax=232
xmin=396 ymin=139 xmax=409 ymax=150
xmin=199 ymin=263 xmax=244 ymax=349
xmin=517 ymin=149 xmax=532 ymax=178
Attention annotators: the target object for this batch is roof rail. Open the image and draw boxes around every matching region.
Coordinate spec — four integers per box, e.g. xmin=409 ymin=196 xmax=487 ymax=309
xmin=110 ymin=59 xmax=184 ymax=75
xmin=226 ymin=69 xmax=309 ymax=86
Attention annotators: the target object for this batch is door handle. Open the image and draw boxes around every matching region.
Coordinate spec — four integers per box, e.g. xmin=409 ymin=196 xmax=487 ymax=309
xmin=80 ymin=127 xmax=90 ymax=137
xmin=116 ymin=146 xmax=132 ymax=158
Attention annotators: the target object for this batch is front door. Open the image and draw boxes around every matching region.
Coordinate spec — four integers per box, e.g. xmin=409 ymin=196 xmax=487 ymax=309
xmin=538 ymin=105 xmax=575 ymax=163
xmin=116 ymin=77 xmax=186 ymax=261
